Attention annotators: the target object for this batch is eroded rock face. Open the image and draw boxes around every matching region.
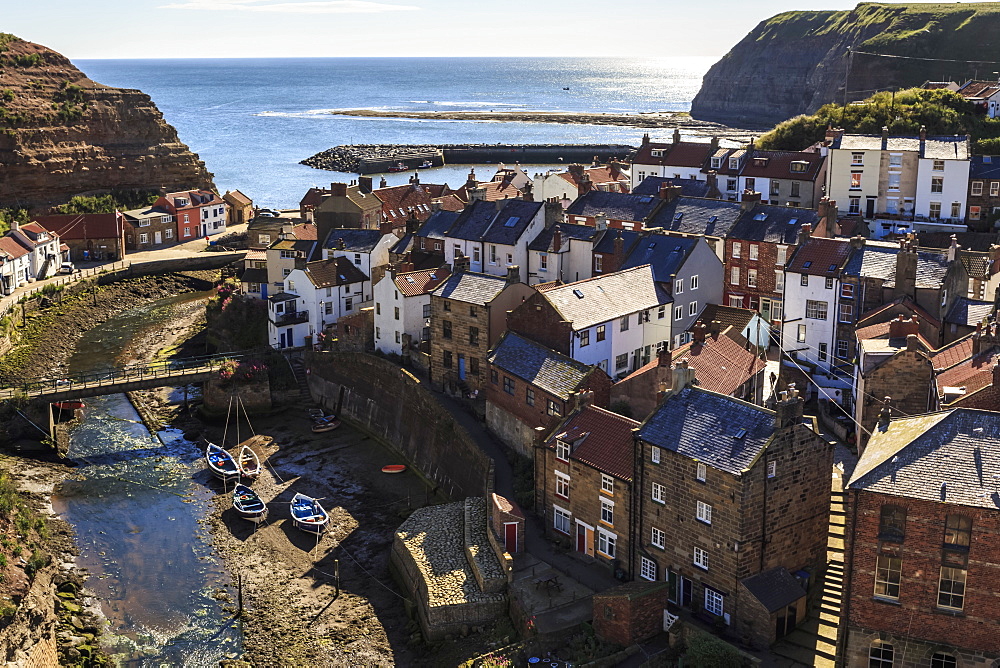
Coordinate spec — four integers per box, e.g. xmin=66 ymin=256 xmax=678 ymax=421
xmin=691 ymin=4 xmax=1000 ymax=128
xmin=0 ymin=35 xmax=214 ymax=209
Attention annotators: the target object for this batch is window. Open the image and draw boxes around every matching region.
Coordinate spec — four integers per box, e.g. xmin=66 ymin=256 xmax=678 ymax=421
xmin=652 ymin=482 xmax=665 ymax=504
xmin=651 ymin=445 xmax=660 ymax=464
xmin=596 ymin=325 xmax=606 ymax=341
xmin=732 ymin=242 xmax=741 ymax=259
xmin=839 ymin=303 xmax=853 ymax=322
xmin=888 ymin=173 xmax=901 ymax=191
xmin=489 ymin=245 xmax=497 ymax=264
xmin=850 ymin=173 xmax=862 ymax=189
xmin=443 ymin=301 xmax=451 ymax=311
xmin=797 ymin=324 xmax=807 ymax=343
xmin=325 ymin=302 xmax=334 ymax=316
xmin=693 ymin=546 xmax=709 ymax=570
xmin=674 ymin=278 xmax=684 ymax=294
xmin=729 ymin=295 xmax=743 ymax=308
xmin=726 ymin=178 xmax=738 ymax=192
xmin=790 ymin=181 xmax=800 ymax=198
xmin=931 ymin=653 xmax=957 ymax=668
xmin=597 ymin=530 xmax=616 ymax=558
xmin=615 ymin=353 xmax=629 ymax=370
xmin=747 ymin=269 xmax=757 ymax=288
xmin=874 ymin=555 xmax=902 ymax=600
xmin=555 ymin=439 xmax=569 ymax=461
xmin=539 ymin=253 xmax=547 ymax=271
xmin=766 ymin=461 xmax=777 ymax=478
xmin=931 ymin=176 xmax=944 ymax=193
xmin=579 ymin=329 xmax=590 ymax=347
xmin=944 ymin=514 xmax=972 ymax=549
xmin=696 ymin=462 xmax=707 ymax=481
xmin=841 ymin=283 xmax=854 ymax=299
xmin=674 ymin=305 xmax=684 ymax=320
xmin=686 ymin=301 xmax=697 ymax=317
xmin=938 ymin=566 xmax=966 ymax=610
xmin=469 ymin=326 xmax=480 ymax=346
xmin=139 ymin=233 xmax=149 ymax=244
xmin=776 ymin=246 xmax=787 ymax=266
xmin=503 ymin=376 xmax=515 ymax=395
xmin=640 ymin=556 xmax=657 ymax=581
xmin=869 ymin=641 xmax=894 ymax=668
xmin=422 ymin=304 xmax=431 ymax=319
xmin=469 ymin=356 xmax=479 ymax=376
xmin=473 ymin=247 xmax=480 ymax=263
xmin=749 ymin=244 xmax=759 ymax=260
xmin=443 ymin=350 xmax=453 ymax=368
xmin=506 ymin=253 xmax=513 ymax=265
xmin=825 ymin=276 xmax=834 ymax=289
xmin=770 ymin=180 xmax=781 ymax=196
xmin=651 ymin=527 xmax=665 ymax=549
xmin=849 ymin=197 xmax=860 ymax=215
xmin=951 ymin=202 xmax=962 ymax=219
xmin=933 ymin=159 xmax=945 ymax=171
xmin=394 ymin=306 xmax=400 ymax=321
xmin=442 ymin=320 xmax=452 ymax=339
xmin=620 ymin=315 xmax=630 ymax=332
xmin=806 ymin=300 xmax=828 ymax=320
xmin=376 ymin=303 xmax=382 ymax=316
xmin=594 ymin=255 xmax=603 ymax=273
xmin=526 ymin=387 xmax=535 ymax=406
xmin=138 ymin=217 xmax=151 ymax=227
xmin=690 ymin=275 xmax=699 ymax=290
xmin=704 ymin=588 xmax=724 ymax=616
xmin=547 ymin=399 xmax=561 ymax=416
xmin=889 ymin=153 xmax=902 ymax=168
xmin=710 ymin=157 xmax=721 ymax=169
xmin=696 ymin=500 xmax=712 ymax=525
xmin=395 ymin=331 xmax=401 ymax=344
xmin=801 ymin=274 xmax=809 ymax=286
xmin=993 ymin=181 xmax=1000 ymax=197
xmin=743 ymin=177 xmax=755 ymax=192
xmin=553 ymin=506 xmax=570 ymax=534
xmin=184 ymin=227 xmax=192 ymax=238
xmin=600 ymin=498 xmax=614 ymax=526
xmin=930 ymin=202 xmax=942 ymax=219
xmin=490 ymin=369 xmax=499 ymax=385
xmin=555 ymin=472 xmax=570 ymax=499
xmin=837 ymin=339 xmax=849 ymax=360
xmin=281 ymin=268 xmax=291 ymax=278
xmin=601 ymin=474 xmax=614 ymax=495
xmin=658 ymin=305 xmax=666 ymax=319
xmin=879 ymin=505 xmax=906 ymax=542
xmin=775 ymin=271 xmax=784 ymax=293
xmin=165 ymin=228 xmax=173 ymax=239
xmin=730 ymin=266 xmax=740 ymax=285
xmin=851 ymin=152 xmax=864 ymax=165
xmin=970 ymin=206 xmax=982 ymax=221
xmin=345 ymin=297 xmax=353 ymax=311
xmin=772 ymin=301 xmax=783 ymax=320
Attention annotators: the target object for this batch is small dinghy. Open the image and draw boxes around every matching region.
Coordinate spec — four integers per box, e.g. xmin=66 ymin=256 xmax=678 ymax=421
xmin=311 ymin=417 xmax=340 ymax=433
xmin=238 ymin=445 xmax=261 ymax=478
xmin=53 ymin=401 xmax=85 ymax=411
xmin=232 ymin=484 xmax=268 ymax=521
xmin=205 ymin=442 xmax=239 ymax=480
xmin=290 ymin=492 xmax=329 ymax=533
xmin=381 ymin=465 xmax=407 ymax=474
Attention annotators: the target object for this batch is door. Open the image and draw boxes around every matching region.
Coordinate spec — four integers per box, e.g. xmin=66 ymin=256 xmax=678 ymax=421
xmin=775 ymin=603 xmax=798 ymax=639
xmin=154 ymin=231 xmax=162 ymax=244
xmin=760 ymin=299 xmax=771 ymax=323
xmin=668 ymin=570 xmax=679 ymax=603
xmin=458 ymin=354 xmax=466 ymax=380
xmin=279 ymin=332 xmax=286 ymax=348
xmin=286 ymin=328 xmax=293 ymax=348
xmin=576 ymin=523 xmax=587 ymax=553
xmin=504 ymin=522 xmax=518 ymax=553
xmin=681 ymin=577 xmax=693 ymax=607
xmin=865 ymin=197 xmax=876 ymax=219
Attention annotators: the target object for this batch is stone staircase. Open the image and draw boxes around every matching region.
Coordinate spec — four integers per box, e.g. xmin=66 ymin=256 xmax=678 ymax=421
xmin=772 ymin=486 xmax=846 ymax=667
xmin=287 ymin=354 xmax=313 ymax=403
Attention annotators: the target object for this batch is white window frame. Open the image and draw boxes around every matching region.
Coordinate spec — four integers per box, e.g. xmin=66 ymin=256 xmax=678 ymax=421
xmin=730 ymin=266 xmax=740 ymax=285
xmin=732 ymin=242 xmax=741 ymax=259
xmin=601 ymin=474 xmax=614 ymax=495
xmin=600 ymin=498 xmax=614 ymax=526
xmin=640 ymin=556 xmax=657 ymax=581
xmin=749 ymin=244 xmax=759 ymax=260
xmin=555 ymin=471 xmax=570 ymax=500
xmin=747 ymin=269 xmax=757 ymax=288
xmin=674 ymin=305 xmax=683 ymax=321
xmin=650 ymin=445 xmax=660 ymax=464
xmin=675 ymin=278 xmax=684 ymax=294
xmin=696 ymin=462 xmax=707 ymax=481
xmin=688 ymin=301 xmax=697 ymax=316
xmin=690 ymin=275 xmax=699 ymax=290
xmin=696 ymin=500 xmax=712 ymax=525
xmin=767 ymin=461 xmax=777 ymax=478
xmin=693 ymin=546 xmax=709 ymax=570
xmin=596 ymin=529 xmax=616 ymax=558
xmin=651 ymin=482 xmax=665 ymax=504
xmin=704 ymin=588 xmax=724 ymax=616
xmin=651 ymin=526 xmax=665 ymax=549
xmin=553 ymin=505 xmax=571 ymax=534
xmin=555 ymin=440 xmax=570 ymax=462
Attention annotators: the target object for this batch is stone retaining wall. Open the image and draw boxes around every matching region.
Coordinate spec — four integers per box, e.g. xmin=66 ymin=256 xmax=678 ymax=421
xmin=463 ymin=497 xmax=506 ymax=595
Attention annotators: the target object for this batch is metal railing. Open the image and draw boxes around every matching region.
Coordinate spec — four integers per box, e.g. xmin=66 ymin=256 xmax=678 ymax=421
xmin=0 ymin=261 xmax=130 ymax=320
xmin=273 ymin=310 xmax=309 ymax=326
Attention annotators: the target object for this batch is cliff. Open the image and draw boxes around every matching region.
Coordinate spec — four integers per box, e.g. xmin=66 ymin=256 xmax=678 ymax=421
xmin=691 ymin=3 xmax=1000 ymax=128
xmin=0 ymin=34 xmax=214 ymax=210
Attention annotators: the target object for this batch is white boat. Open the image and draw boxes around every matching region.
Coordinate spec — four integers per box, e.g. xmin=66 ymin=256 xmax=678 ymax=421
xmin=290 ymin=492 xmax=329 ymax=534
xmin=205 ymin=442 xmax=239 ymax=480
xmin=232 ymin=484 xmax=268 ymax=522
xmin=238 ymin=445 xmax=262 ymax=478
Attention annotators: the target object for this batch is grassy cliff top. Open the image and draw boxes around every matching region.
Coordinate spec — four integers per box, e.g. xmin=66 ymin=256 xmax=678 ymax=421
xmin=0 ymin=33 xmax=21 ymax=52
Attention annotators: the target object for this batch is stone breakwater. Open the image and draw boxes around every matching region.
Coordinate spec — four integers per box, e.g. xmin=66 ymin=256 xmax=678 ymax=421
xmin=301 ymin=143 xmax=636 ymax=175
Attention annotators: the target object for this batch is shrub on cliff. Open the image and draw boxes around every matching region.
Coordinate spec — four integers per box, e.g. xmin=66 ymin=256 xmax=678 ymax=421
xmin=758 ymin=88 xmax=1000 ymax=151
xmin=54 ymin=190 xmax=160 ymax=214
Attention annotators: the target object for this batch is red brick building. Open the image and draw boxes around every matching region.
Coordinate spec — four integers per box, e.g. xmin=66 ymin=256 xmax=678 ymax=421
xmin=592 ymin=581 xmax=670 ymax=646
xmin=485 ymin=331 xmax=610 ymax=457
xmin=154 ymin=189 xmax=227 ymax=240
xmin=843 ymin=408 xmax=1000 ymax=666
xmin=32 ymin=212 xmax=127 ymax=262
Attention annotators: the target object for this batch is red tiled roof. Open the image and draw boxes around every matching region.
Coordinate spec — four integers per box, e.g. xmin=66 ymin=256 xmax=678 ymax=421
xmin=959 ymin=80 xmax=1000 ymax=100
xmin=0 ymin=236 xmax=29 ymax=259
xmin=786 ymin=237 xmax=853 ymax=277
xmin=32 ymin=213 xmax=122 ymax=241
xmin=376 ymin=182 xmax=452 ymax=223
xmin=936 ymin=350 xmax=1000 ymax=393
xmin=20 ymin=222 xmax=54 ymax=238
xmin=546 ymin=405 xmax=640 ymax=481
xmin=619 ymin=357 xmax=658 ymax=383
xmin=291 ymin=223 xmax=317 ymax=241
xmin=454 ymin=180 xmax=522 ymax=203
xmin=438 ymin=194 xmax=466 ymax=212
xmin=671 ymin=330 xmax=766 ymax=396
xmin=855 ymin=321 xmax=891 ymax=341
xmin=856 ymin=296 xmax=942 ymax=329
xmin=224 ymin=189 xmax=252 ymax=206
xmin=164 ymin=189 xmax=223 ymax=208
xmin=558 ymin=166 xmax=630 ymax=192
xmin=930 ymin=336 xmax=974 ymax=371
xmin=491 ymin=492 xmax=525 ymax=519
xmin=393 ymin=266 xmax=450 ymax=297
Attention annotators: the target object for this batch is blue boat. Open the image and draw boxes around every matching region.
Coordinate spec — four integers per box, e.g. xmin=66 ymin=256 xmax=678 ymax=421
xmin=205 ymin=442 xmax=239 ymax=480
xmin=290 ymin=492 xmax=329 ymax=534
xmin=232 ymin=484 xmax=268 ymax=522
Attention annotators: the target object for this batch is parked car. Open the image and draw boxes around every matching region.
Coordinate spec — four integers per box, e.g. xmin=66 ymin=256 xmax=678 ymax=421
xmin=59 ymin=261 xmax=75 ymax=274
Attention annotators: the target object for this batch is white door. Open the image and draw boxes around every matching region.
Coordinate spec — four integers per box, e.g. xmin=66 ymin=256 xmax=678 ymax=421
xmin=154 ymin=231 xmax=162 ymax=244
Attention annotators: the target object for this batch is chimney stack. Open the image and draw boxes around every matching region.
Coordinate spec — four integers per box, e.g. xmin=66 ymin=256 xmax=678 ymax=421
xmin=825 ymin=127 xmax=845 ymax=143
xmin=544 ymin=201 xmax=563 ymax=229
xmin=888 ymin=314 xmax=920 ymax=339
xmin=740 ymin=191 xmax=761 ymax=212
xmin=577 ymin=172 xmax=593 ymax=197
xmin=691 ymin=320 xmax=709 ymax=343
xmin=919 ymin=125 xmax=927 ymax=142
xmin=881 ymin=125 xmax=889 ymax=149
xmin=466 ymin=169 xmax=477 ymax=190
xmin=797 ymin=223 xmax=813 ymax=246
xmin=521 ymin=180 xmax=534 ymax=202
xmin=893 ymin=236 xmax=918 ymax=299
xmin=552 ymin=226 xmax=563 ymax=253
xmin=506 ymin=265 xmax=520 ymax=284
xmin=431 ymin=199 xmax=442 ymax=213
xmin=705 ymin=171 xmax=721 ymax=199
xmin=671 ymin=358 xmax=696 ymax=393
xmin=709 ymin=319 xmax=721 ymax=337
xmin=380 ymin=176 xmax=388 ymax=188
xmin=470 ymin=186 xmax=487 ymax=202
xmin=660 ymin=182 xmax=683 ymax=202
xmin=672 ymin=128 xmax=681 ymax=145
xmin=947 ymin=235 xmax=960 ymax=262
xmin=850 ymin=235 xmax=865 ymax=250
xmin=454 ymin=254 xmax=471 ymax=273
xmin=330 ymin=183 xmax=348 ymax=197
xmin=774 ymin=383 xmax=804 ymax=428
xmin=596 ymin=212 xmax=609 ymax=231
xmin=906 ymin=333 xmax=920 ymax=352
xmin=358 ymin=176 xmax=373 ymax=194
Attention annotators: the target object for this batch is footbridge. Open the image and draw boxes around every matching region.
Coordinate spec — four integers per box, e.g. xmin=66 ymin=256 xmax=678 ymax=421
xmin=0 ymin=351 xmax=269 ymax=402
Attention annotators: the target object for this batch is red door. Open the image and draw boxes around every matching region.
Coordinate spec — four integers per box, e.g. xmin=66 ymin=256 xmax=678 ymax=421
xmin=504 ymin=523 xmax=518 ymax=553
xmin=577 ymin=524 xmax=587 ymax=553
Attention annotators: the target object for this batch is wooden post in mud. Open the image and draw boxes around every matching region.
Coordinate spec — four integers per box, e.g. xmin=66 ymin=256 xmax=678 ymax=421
xmin=334 ymin=559 xmax=340 ymax=598
xmin=237 ymin=571 xmax=243 ymax=618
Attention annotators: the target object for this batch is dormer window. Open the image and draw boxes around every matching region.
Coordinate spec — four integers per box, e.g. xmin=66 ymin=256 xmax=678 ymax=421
xmin=710 ymin=157 xmax=721 ymax=169
xmin=555 ymin=440 xmax=570 ymax=462
xmin=790 ymin=161 xmax=808 ymax=173
xmin=651 ymin=149 xmax=662 ymax=157
xmin=729 ymin=157 xmax=739 ymax=170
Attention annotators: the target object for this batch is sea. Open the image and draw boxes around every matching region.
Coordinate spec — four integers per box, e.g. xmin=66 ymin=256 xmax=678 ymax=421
xmin=74 ymin=57 xmax=715 ymax=209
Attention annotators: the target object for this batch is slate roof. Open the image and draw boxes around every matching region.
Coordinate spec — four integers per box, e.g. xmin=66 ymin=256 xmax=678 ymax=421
xmin=632 ymin=176 xmax=712 ymax=198
xmin=487 ymin=332 xmax=594 ymax=401
xmin=834 ymin=134 xmax=970 ymax=160
xmin=633 ymin=140 xmax=716 ymax=169
xmin=969 ymin=155 xmax=1000 ymax=180
xmin=670 ymin=330 xmax=766 ymax=396
xmin=527 ymin=224 xmax=598 ymax=252
xmin=646 ymin=197 xmax=743 ymax=238
xmin=416 ymin=210 xmax=460 ymax=240
xmin=638 ymin=387 xmax=777 ymax=475
xmin=728 ymin=205 xmax=819 ymax=244
xmin=565 ymin=191 xmax=661 ymax=224
xmin=122 ymin=206 xmax=172 ymax=223
xmin=481 ymin=199 xmax=543 ymax=245
xmin=239 ymin=267 xmax=268 ymax=284
xmin=430 ymin=271 xmax=511 ymax=306
xmin=393 ymin=266 xmax=450 ymax=297
xmin=303 ymin=256 xmax=369 ymax=288
xmin=619 ymin=235 xmax=698 ymax=283
xmin=692 ymin=304 xmax=759 ymax=334
xmin=443 ymin=200 xmax=501 ymax=242
xmin=847 ymin=408 xmax=1000 ymax=509
xmin=545 ymin=405 xmax=640 ymax=481
xmin=592 ymin=228 xmax=642 ymax=255
xmin=741 ymin=568 xmax=808 ymax=613
xmin=786 ymin=237 xmax=854 ymax=277
xmin=843 ymin=241 xmax=950 ymax=289
xmin=739 ymin=150 xmax=825 ymax=181
xmin=324 ymin=228 xmax=384 ymax=252
xmin=946 ymin=297 xmax=993 ymax=327
xmin=542 ymin=265 xmax=669 ymax=330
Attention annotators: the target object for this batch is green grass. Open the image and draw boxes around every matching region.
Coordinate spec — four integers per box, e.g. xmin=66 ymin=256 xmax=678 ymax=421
xmin=0 ymin=33 xmax=21 ymax=53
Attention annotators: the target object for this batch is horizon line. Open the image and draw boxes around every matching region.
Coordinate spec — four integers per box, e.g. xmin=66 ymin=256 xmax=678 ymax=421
xmin=71 ymin=54 xmax=722 ymax=61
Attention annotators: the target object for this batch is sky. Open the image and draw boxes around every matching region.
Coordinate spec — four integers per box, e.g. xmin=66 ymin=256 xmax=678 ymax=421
xmin=8 ymin=0 xmax=913 ymax=60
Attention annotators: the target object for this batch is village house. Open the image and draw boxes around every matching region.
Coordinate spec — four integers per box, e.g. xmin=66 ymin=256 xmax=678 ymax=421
xmin=372 ymin=263 xmax=450 ymax=356
xmin=428 ymin=261 xmax=535 ymax=393
xmin=824 ymin=127 xmax=971 ymax=233
xmin=634 ymin=380 xmax=832 ymax=649
xmin=7 ymin=221 xmax=61 ymax=281
xmin=535 ymin=403 xmax=640 ymax=577
xmin=965 ymin=155 xmax=1000 ymax=228
xmin=321 ymin=228 xmax=396 ymax=291
xmin=305 ymin=180 xmax=383 ymax=231
xmin=525 ymin=223 xmax=599 ymax=286
xmin=532 ymin=161 xmax=630 ymax=205
xmin=485 ymin=331 xmax=610 ymax=457
xmin=268 ymin=255 xmax=370 ymax=349
xmin=731 ymin=148 xmax=826 ymax=208
xmin=238 ymin=249 xmax=268 ymax=300
xmin=122 ymin=205 xmax=176 ymax=250
xmin=842 ymin=408 xmax=1000 ymax=667
xmin=223 ymin=189 xmax=253 ymax=227
xmin=956 ymin=79 xmax=1000 ymax=117
xmin=629 ymin=131 xmax=720 ymax=188
xmin=450 ymin=168 xmax=522 ymax=204
xmin=690 ymin=303 xmax=771 ymax=351
xmin=263 ymin=224 xmax=319 ymax=295
xmin=246 ymin=210 xmax=305 ymax=249
xmin=32 ymin=212 xmax=127 ymax=263
xmin=564 ymin=190 xmax=662 ymax=231
xmin=375 ymin=174 xmax=462 ymax=231
xmin=632 ymin=175 xmax=721 ymax=200
xmin=506 ymin=264 xmax=672 ymax=378
xmin=153 ymin=189 xmax=227 ymax=240
xmin=0 ymin=235 xmax=32 ymax=295
xmin=644 ymin=193 xmax=748 ymax=260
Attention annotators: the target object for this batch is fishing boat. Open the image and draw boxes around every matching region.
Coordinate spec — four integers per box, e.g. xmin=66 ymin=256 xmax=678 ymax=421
xmin=290 ymin=493 xmax=329 ymax=533
xmin=238 ymin=445 xmax=262 ymax=478
xmin=53 ymin=401 xmax=85 ymax=411
xmin=381 ymin=465 xmax=407 ymax=474
xmin=232 ymin=484 xmax=268 ymax=521
xmin=387 ymin=162 xmax=407 ymax=173
xmin=311 ymin=417 xmax=341 ymax=433
xmin=205 ymin=443 xmax=240 ymax=480
xmin=418 ymin=159 xmax=434 ymax=169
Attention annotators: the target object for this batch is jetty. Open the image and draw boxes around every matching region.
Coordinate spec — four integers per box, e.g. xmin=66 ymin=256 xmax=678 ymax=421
xmin=300 ymin=143 xmax=636 ymax=175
